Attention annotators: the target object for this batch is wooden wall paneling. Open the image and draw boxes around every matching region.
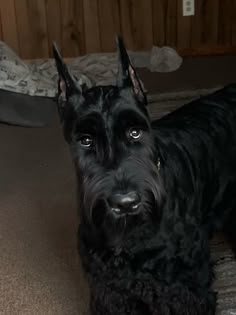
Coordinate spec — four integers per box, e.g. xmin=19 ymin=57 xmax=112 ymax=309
xmin=60 ymin=0 xmax=85 ymax=57
xmin=218 ymin=0 xmax=232 ymax=45
xmin=14 ymin=0 xmax=32 ymax=58
xmin=119 ymin=0 xmax=135 ymax=49
xmin=14 ymin=0 xmax=29 ymax=58
xmin=1 ymin=0 xmax=236 ymax=59
xmin=25 ymin=0 xmax=49 ymax=58
xmin=120 ymin=0 xmax=153 ymax=50
xmin=204 ymin=0 xmax=219 ymax=45
xmin=191 ymin=0 xmax=204 ymax=47
xmin=74 ymin=0 xmax=86 ymax=55
xmin=152 ymin=0 xmax=177 ymax=48
xmin=112 ymin=0 xmax=122 ymax=40
xmin=83 ymin=0 xmax=101 ymax=53
xmin=152 ymin=0 xmax=167 ymax=47
xmin=191 ymin=0 xmax=219 ymax=48
xmin=177 ymin=0 xmax=192 ymax=50
xmin=98 ymin=0 xmax=121 ymax=52
xmin=15 ymin=0 xmax=49 ymax=59
xmin=0 ymin=9 xmax=3 ymax=40
xmin=45 ymin=0 xmax=62 ymax=57
xmin=165 ymin=0 xmax=177 ymax=47
xmin=231 ymin=0 xmax=236 ymax=45
xmin=0 ymin=0 xmax=19 ymax=53
xmin=129 ymin=0 xmax=153 ymax=50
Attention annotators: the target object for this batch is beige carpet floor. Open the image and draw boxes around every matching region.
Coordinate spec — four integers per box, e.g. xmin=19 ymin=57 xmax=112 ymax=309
xmin=0 ymin=118 xmax=89 ymax=315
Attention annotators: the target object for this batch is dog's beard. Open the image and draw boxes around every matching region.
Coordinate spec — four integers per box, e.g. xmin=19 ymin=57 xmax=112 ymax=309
xmin=77 ymin=157 xmax=165 ymax=248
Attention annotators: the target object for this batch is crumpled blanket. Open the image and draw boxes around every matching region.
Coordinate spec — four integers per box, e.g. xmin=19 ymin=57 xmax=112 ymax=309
xmin=0 ymin=41 xmax=183 ymax=98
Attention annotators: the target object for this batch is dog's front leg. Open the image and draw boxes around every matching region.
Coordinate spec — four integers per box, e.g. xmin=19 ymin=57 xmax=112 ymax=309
xmin=116 ymin=223 xmax=217 ymax=315
xmin=145 ymin=230 xmax=217 ymax=314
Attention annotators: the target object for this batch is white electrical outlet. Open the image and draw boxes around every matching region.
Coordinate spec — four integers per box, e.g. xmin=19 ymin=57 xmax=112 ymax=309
xmin=183 ymin=0 xmax=195 ymax=16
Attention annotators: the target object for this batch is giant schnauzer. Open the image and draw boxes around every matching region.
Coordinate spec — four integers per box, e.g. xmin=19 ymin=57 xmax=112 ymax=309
xmin=53 ymin=37 xmax=236 ymax=314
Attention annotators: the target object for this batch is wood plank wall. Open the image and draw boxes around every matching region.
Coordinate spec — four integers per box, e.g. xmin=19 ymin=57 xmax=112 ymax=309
xmin=0 ymin=0 xmax=236 ymax=59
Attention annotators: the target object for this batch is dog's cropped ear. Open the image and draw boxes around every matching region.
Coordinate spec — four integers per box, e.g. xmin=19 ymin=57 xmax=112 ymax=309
xmin=116 ymin=35 xmax=146 ymax=105
xmin=52 ymin=42 xmax=82 ymax=101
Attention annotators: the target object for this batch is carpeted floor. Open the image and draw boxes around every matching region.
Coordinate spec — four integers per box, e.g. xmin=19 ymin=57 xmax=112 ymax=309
xmin=1 ymin=55 xmax=236 ymax=315
xmin=0 ymin=117 xmax=89 ymax=314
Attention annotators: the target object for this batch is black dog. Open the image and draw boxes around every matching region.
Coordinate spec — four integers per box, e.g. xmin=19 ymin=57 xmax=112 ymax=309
xmin=53 ymin=37 xmax=236 ymax=314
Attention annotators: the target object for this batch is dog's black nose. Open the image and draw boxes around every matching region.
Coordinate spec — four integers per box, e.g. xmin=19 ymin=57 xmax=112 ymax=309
xmin=110 ymin=191 xmax=141 ymax=215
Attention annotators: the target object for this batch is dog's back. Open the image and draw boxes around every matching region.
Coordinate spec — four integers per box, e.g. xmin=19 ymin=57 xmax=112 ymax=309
xmin=152 ymin=84 xmax=236 ymax=242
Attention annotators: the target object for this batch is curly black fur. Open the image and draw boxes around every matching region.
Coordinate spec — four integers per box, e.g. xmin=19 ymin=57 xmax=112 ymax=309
xmin=53 ymin=38 xmax=236 ymax=314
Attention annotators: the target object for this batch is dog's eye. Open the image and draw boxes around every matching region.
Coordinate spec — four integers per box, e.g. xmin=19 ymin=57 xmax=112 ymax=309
xmin=128 ymin=128 xmax=142 ymax=140
xmin=79 ymin=135 xmax=93 ymax=148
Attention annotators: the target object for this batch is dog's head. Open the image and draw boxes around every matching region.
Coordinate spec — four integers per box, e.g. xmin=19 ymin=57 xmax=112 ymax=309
xmin=53 ymin=37 xmax=164 ymax=247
